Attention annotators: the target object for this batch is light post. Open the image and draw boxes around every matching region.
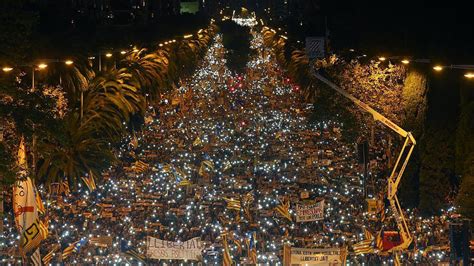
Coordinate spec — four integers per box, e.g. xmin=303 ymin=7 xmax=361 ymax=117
xmin=32 ymin=63 xmax=48 ymax=91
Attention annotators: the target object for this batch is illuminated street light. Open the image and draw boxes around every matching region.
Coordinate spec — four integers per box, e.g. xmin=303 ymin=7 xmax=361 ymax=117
xmin=38 ymin=63 xmax=48 ymax=69
xmin=464 ymin=72 xmax=474 ymax=79
xmin=433 ymin=65 xmax=443 ymax=71
xmin=378 ymin=57 xmax=386 ymax=62
xmin=2 ymin=67 xmax=13 ymax=72
xmin=401 ymin=59 xmax=410 ymax=65
xmin=65 ymin=60 xmax=74 ymax=65
xmin=120 ymin=51 xmax=127 ymax=55
xmin=105 ymin=53 xmax=113 ymax=58
xmin=184 ymin=34 xmax=193 ymax=39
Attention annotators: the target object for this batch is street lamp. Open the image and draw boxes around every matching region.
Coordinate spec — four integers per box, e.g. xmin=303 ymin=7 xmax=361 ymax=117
xmin=401 ymin=59 xmax=410 ymax=65
xmin=120 ymin=50 xmax=127 ymax=55
xmin=378 ymin=57 xmax=386 ymax=62
xmin=2 ymin=67 xmax=13 ymax=72
xmin=464 ymin=72 xmax=474 ymax=79
xmin=433 ymin=65 xmax=443 ymax=71
xmin=32 ymin=63 xmax=47 ymax=90
xmin=65 ymin=60 xmax=74 ymax=65
xmin=105 ymin=53 xmax=113 ymax=58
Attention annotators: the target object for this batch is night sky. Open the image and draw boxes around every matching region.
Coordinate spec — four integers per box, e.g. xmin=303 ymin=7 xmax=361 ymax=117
xmin=322 ymin=1 xmax=474 ymax=62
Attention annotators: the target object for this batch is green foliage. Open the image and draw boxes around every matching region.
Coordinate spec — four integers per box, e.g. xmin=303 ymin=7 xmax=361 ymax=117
xmin=0 ymin=143 xmax=16 ymax=185
xmin=399 ymin=68 xmax=428 ymax=207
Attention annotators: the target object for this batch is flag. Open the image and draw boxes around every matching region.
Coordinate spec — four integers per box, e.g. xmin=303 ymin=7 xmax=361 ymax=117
xmin=31 ymin=248 xmax=41 ymax=266
xmin=376 ymin=230 xmax=384 ymax=250
xmin=178 ymin=179 xmax=192 ymax=187
xmin=249 ymin=232 xmax=257 ymax=264
xmin=62 ymin=239 xmax=87 ymax=260
xmin=363 ymin=228 xmax=373 ymax=241
xmin=62 ymin=241 xmax=80 ymax=260
xmin=223 ymin=197 xmax=241 ymax=211
xmin=42 ymin=245 xmax=59 ymax=265
xmin=81 ymin=171 xmax=97 ymax=191
xmin=353 ymin=239 xmax=374 ymax=255
xmin=36 ymin=191 xmax=45 ymax=215
xmin=222 ymin=233 xmax=232 ymax=266
xmin=274 ymin=198 xmax=292 ymax=221
xmin=121 ymin=240 xmax=146 ymax=263
xmin=14 ymin=174 xmax=48 ymax=254
xmin=353 ymin=228 xmax=374 ymax=255
xmin=242 ymin=192 xmax=254 ymax=205
xmin=193 ymin=136 xmax=202 ymax=146
xmin=233 ymin=235 xmax=243 ymax=255
xmin=132 ymin=160 xmax=149 ymax=173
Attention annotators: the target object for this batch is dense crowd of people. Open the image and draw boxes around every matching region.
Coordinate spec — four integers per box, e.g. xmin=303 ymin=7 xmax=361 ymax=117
xmin=0 ymin=29 xmax=454 ymax=265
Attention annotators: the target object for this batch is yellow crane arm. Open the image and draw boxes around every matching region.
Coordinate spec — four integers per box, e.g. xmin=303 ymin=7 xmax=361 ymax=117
xmin=312 ymin=71 xmax=415 ymax=251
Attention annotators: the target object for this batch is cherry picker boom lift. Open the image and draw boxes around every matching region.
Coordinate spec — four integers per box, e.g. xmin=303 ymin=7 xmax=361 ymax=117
xmin=311 ymin=71 xmax=416 ymax=253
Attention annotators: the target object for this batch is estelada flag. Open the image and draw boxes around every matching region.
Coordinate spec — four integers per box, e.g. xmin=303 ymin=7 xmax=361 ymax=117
xmin=13 ymin=177 xmax=48 ymax=254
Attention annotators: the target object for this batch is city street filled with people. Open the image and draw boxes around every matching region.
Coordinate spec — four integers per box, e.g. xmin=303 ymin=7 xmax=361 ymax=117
xmin=1 ymin=29 xmax=453 ymax=265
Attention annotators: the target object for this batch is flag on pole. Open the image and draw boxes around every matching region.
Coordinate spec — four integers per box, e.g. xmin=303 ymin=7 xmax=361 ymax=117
xmin=42 ymin=245 xmax=59 ymax=265
xmin=121 ymin=239 xmax=146 ymax=263
xmin=62 ymin=241 xmax=80 ymax=260
xmin=14 ymin=175 xmax=48 ymax=254
xmin=62 ymin=239 xmax=87 ymax=260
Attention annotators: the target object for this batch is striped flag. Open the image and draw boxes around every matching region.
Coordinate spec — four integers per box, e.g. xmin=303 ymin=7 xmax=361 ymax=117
xmin=249 ymin=232 xmax=257 ymax=264
xmin=363 ymin=228 xmax=373 ymax=241
xmin=62 ymin=241 xmax=80 ymax=260
xmin=376 ymin=230 xmax=384 ymax=250
xmin=42 ymin=245 xmax=59 ymax=265
xmin=353 ymin=239 xmax=374 ymax=254
xmin=121 ymin=240 xmax=146 ymax=263
xmin=222 ymin=233 xmax=233 ymax=266
xmin=62 ymin=239 xmax=87 ymax=260
xmin=31 ymin=248 xmax=41 ymax=266
xmin=274 ymin=198 xmax=292 ymax=221
xmin=36 ymin=191 xmax=45 ymax=215
xmin=233 ymin=235 xmax=243 ymax=255
xmin=223 ymin=197 xmax=241 ymax=211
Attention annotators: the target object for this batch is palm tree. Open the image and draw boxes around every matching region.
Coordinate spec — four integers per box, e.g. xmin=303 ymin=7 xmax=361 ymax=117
xmin=81 ymin=68 xmax=146 ymax=141
xmin=36 ymin=113 xmax=116 ymax=187
xmin=42 ymin=56 xmax=95 ymax=120
xmin=121 ymin=49 xmax=170 ymax=101
xmin=37 ymin=68 xmax=145 ymax=186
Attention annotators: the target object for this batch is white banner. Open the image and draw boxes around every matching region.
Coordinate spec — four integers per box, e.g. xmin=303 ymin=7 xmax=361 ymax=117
xmin=291 ymin=247 xmax=344 ymax=265
xmin=146 ymin=237 xmax=203 ymax=260
xmin=295 ymin=200 xmax=324 ymax=222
